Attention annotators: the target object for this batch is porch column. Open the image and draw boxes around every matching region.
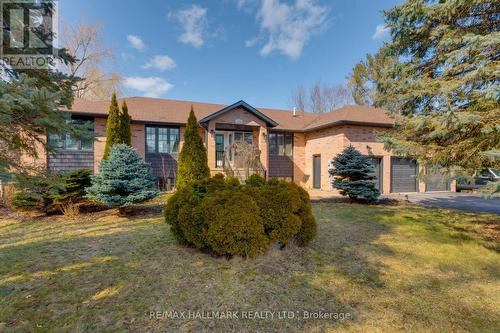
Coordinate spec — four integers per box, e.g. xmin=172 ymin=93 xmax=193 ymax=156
xmin=206 ymin=120 xmax=217 ymax=174
xmin=258 ymin=127 xmax=269 ymax=177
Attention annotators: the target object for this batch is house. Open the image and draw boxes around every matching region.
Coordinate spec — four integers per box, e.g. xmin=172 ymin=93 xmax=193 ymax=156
xmin=35 ymin=97 xmax=454 ymax=194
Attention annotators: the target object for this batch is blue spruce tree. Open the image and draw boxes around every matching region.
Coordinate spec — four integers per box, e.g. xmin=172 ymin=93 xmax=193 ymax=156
xmin=86 ymin=144 xmax=158 ymax=210
xmin=329 ymin=146 xmax=379 ymax=201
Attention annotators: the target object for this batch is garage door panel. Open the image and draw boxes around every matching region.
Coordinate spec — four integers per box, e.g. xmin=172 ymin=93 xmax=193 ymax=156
xmin=391 ymin=158 xmax=418 ymax=193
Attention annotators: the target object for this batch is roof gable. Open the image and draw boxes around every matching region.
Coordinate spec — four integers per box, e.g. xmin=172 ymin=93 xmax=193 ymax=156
xmin=198 ymin=100 xmax=278 ymax=128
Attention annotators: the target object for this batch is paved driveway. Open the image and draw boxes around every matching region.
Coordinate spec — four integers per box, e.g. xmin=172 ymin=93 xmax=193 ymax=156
xmin=384 ymin=192 xmax=500 ymax=215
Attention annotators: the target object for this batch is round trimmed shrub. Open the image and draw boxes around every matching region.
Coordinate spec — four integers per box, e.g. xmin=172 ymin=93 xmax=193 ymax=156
xmin=253 ymin=181 xmax=302 ymax=247
xmin=201 ymin=190 xmax=268 ymax=258
xmin=245 ymin=174 xmax=266 ymax=187
xmin=289 ymin=183 xmax=317 ymax=246
xmin=165 ymin=181 xmax=209 ymax=247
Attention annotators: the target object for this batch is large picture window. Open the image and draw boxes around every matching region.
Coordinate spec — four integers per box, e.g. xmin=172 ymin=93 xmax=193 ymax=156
xmin=269 ymin=132 xmax=293 ymax=157
xmin=47 ymin=116 xmax=94 ymax=151
xmin=146 ymin=126 xmax=180 ymax=154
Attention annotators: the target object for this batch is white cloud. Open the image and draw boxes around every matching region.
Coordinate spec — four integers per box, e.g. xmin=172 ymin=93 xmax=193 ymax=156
xmin=170 ymin=5 xmax=208 ymax=48
xmin=124 ymin=77 xmax=173 ymax=97
xmin=372 ymin=24 xmax=390 ymax=40
xmin=254 ymin=0 xmax=329 ymax=60
xmin=245 ymin=36 xmax=260 ymax=47
xmin=142 ymin=55 xmax=177 ymax=71
xmin=126 ymin=34 xmax=146 ymax=51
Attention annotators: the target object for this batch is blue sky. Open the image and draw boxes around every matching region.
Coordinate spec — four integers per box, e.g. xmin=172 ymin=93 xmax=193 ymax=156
xmin=60 ymin=0 xmax=402 ymax=109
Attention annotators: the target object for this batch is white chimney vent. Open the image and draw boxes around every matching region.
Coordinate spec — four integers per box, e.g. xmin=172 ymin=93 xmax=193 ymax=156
xmin=293 ymin=107 xmax=297 ymax=117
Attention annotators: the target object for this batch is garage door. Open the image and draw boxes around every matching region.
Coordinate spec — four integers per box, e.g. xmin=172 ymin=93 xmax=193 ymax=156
xmin=368 ymin=157 xmax=383 ymax=193
xmin=425 ymin=166 xmax=450 ymax=191
xmin=391 ymin=158 xmax=418 ymax=192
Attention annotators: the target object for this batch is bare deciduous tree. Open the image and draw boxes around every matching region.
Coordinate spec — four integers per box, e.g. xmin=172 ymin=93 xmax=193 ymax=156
xmin=60 ymin=20 xmax=122 ymax=100
xmin=292 ymin=81 xmax=354 ymax=114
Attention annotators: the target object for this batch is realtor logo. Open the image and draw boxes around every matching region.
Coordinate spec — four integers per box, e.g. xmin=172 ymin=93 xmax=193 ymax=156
xmin=1 ymin=0 xmax=57 ymax=69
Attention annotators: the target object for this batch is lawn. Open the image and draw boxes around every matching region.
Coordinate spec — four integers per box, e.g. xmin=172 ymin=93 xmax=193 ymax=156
xmin=0 ymin=202 xmax=499 ymax=332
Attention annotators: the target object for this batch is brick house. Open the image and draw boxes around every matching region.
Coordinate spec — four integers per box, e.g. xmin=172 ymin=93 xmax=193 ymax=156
xmin=38 ymin=97 xmax=454 ymax=194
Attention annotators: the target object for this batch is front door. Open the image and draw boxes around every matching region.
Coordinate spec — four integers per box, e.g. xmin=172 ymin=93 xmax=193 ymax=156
xmin=313 ymin=155 xmax=321 ymax=189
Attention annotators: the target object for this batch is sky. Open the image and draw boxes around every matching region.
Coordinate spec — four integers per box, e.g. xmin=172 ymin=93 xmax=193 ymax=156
xmin=60 ymin=0 xmax=402 ymax=110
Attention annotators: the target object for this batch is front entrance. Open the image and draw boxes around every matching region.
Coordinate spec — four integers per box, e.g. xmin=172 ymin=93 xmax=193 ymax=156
xmin=215 ymin=131 xmax=253 ymax=168
xmin=313 ymin=155 xmax=321 ymax=189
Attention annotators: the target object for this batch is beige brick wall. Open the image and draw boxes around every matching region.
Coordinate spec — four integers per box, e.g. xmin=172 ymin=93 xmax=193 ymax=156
xmin=20 ymin=134 xmax=47 ymax=172
xmin=131 ymin=124 xmax=145 ymax=158
xmin=295 ymin=125 xmax=395 ymax=194
xmin=293 ymin=133 xmax=306 ymax=186
xmin=302 ymin=127 xmax=345 ymax=191
xmin=93 ymin=117 xmax=107 ymax=173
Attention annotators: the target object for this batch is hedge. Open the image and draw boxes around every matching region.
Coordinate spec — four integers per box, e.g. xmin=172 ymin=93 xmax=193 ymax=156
xmin=165 ymin=174 xmax=318 ymax=258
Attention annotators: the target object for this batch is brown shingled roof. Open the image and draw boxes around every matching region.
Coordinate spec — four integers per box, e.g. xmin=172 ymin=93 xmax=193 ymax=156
xmin=66 ymin=97 xmax=394 ymax=131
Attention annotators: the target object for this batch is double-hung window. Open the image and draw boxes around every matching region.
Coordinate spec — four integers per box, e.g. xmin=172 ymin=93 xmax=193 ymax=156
xmin=146 ymin=126 xmax=180 ymax=154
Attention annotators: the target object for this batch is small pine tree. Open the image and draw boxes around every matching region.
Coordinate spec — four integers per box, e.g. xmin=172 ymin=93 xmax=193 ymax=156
xmin=86 ymin=144 xmax=159 ymax=208
xmin=176 ymin=107 xmax=210 ymax=188
xmin=329 ymin=146 xmax=379 ymax=201
xmin=119 ymin=100 xmax=131 ymax=146
xmin=53 ymin=168 xmax=92 ymax=205
xmin=102 ymin=93 xmax=120 ymax=160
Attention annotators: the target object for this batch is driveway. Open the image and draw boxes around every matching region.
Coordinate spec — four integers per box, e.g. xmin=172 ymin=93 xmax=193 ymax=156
xmin=384 ymin=192 xmax=500 ymax=215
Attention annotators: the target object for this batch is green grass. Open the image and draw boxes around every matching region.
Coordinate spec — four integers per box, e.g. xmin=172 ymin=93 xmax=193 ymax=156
xmin=0 ymin=203 xmax=499 ymax=332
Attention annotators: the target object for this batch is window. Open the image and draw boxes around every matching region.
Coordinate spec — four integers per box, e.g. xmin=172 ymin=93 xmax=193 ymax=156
xmin=47 ymin=117 xmax=94 ymax=151
xmin=146 ymin=126 xmax=180 ymax=154
xmin=269 ymin=132 xmax=293 ymax=157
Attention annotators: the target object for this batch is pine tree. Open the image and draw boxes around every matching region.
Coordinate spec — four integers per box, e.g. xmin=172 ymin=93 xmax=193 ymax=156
xmin=102 ymin=93 xmax=121 ymax=160
xmin=119 ymin=100 xmax=131 ymax=146
xmin=86 ymin=144 xmax=158 ymax=209
xmin=176 ymin=107 xmax=210 ymax=188
xmin=329 ymin=146 xmax=379 ymax=201
xmin=353 ymin=1 xmax=499 ymax=172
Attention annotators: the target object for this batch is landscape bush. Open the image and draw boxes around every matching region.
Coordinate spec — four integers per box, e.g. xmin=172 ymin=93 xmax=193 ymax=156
xmin=53 ymin=169 xmax=92 ymax=205
xmin=11 ymin=172 xmax=65 ymax=214
xmin=165 ymin=174 xmax=317 ymax=257
xmin=202 ymin=190 xmax=268 ymax=258
xmin=252 ymin=181 xmax=302 ymax=247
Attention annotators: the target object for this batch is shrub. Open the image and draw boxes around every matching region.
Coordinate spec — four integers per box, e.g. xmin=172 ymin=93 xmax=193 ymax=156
xmin=245 ymin=174 xmax=266 ymax=187
xmin=253 ymin=181 xmax=302 ymax=247
xmin=166 ymin=175 xmax=317 ymax=257
xmin=11 ymin=173 xmax=65 ymax=214
xmin=86 ymin=144 xmax=159 ymax=210
xmin=289 ymin=183 xmax=317 ymax=246
xmin=329 ymin=146 xmax=380 ymax=201
xmin=176 ymin=108 xmax=210 ymax=188
xmin=202 ymin=190 xmax=268 ymax=258
xmin=53 ymin=168 xmax=92 ymax=205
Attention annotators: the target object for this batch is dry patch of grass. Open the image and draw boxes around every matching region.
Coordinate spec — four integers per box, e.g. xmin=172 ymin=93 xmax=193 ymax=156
xmin=0 ymin=203 xmax=498 ymax=332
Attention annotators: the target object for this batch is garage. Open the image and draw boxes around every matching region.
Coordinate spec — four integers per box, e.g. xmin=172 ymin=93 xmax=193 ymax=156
xmin=367 ymin=157 xmax=383 ymax=193
xmin=425 ymin=166 xmax=450 ymax=191
xmin=391 ymin=158 xmax=418 ymax=193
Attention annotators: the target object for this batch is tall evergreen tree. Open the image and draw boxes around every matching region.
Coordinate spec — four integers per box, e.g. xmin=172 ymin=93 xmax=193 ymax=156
xmin=119 ymin=100 xmax=131 ymax=146
xmin=0 ymin=0 xmax=84 ymax=176
xmin=355 ymin=1 xmax=499 ymax=172
xmin=176 ymin=107 xmax=210 ymax=188
xmin=102 ymin=93 xmax=120 ymax=160
xmin=329 ymin=146 xmax=379 ymax=201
